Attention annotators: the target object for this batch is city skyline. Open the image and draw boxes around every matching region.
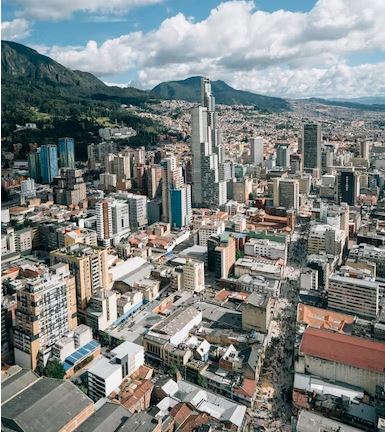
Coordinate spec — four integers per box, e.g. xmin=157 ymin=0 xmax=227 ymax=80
xmin=2 ymin=0 xmax=385 ymax=99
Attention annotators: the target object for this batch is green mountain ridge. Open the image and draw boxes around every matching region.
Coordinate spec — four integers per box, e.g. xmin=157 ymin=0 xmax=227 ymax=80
xmin=151 ymin=76 xmax=290 ymax=111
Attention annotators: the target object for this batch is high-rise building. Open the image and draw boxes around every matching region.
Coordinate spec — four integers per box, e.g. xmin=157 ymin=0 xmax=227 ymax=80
xmin=302 ymin=123 xmax=321 ymax=170
xmin=328 ymin=269 xmax=379 ymax=319
xmin=111 ymin=200 xmax=130 ymax=243
xmin=338 ymin=169 xmax=360 ymax=205
xmin=39 ymin=145 xmax=59 ymax=184
xmin=275 ymin=142 xmax=290 ymax=168
xmin=27 ymin=152 xmax=41 ymax=182
xmin=161 ymin=156 xmax=184 ymax=223
xmin=20 ymin=178 xmax=36 ymax=198
xmin=58 ymin=137 xmax=75 ymax=168
xmin=127 ymin=194 xmax=148 ymax=231
xmin=191 ymin=78 xmax=227 ymax=208
xmin=273 ymin=178 xmax=300 ymax=210
xmin=13 ymin=264 xmax=77 ymax=370
xmin=96 ymin=199 xmax=113 ymax=247
xmin=183 ymin=259 xmax=205 ymax=292
xmin=53 ymin=168 xmax=87 ymax=207
xmin=170 ymin=184 xmax=192 ymax=228
xmin=321 ymin=144 xmax=334 ymax=173
xmin=50 ymin=244 xmax=109 ymax=314
xmin=250 ymin=137 xmax=264 ymax=166
xmin=207 ymin=233 xmax=236 ymax=278
xmin=146 ymin=164 xmax=162 ymax=199
xmin=360 ymin=141 xmax=370 ymax=161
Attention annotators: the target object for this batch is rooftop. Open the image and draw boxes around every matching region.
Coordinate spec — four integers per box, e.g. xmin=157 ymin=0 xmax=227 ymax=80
xmin=300 ymin=327 xmax=385 ymax=373
xmin=1 ymin=378 xmax=93 ymax=432
xmin=88 ymin=356 xmax=121 ymax=379
xmin=151 ymin=306 xmax=201 ymax=336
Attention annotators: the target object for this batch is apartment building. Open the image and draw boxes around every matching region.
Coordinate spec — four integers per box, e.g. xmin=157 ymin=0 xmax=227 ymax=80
xmin=13 ymin=264 xmax=77 ymax=370
xmin=183 ymin=259 xmax=205 ymax=292
xmin=50 ymin=244 xmax=109 ymax=313
xmin=207 ymin=233 xmax=236 ymax=279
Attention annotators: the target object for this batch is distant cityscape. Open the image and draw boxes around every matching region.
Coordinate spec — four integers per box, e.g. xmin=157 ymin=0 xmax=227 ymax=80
xmin=2 ymin=71 xmax=385 ymax=432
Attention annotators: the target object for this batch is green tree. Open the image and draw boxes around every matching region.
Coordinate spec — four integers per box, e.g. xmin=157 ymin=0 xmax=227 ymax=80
xmin=165 ymin=363 xmax=178 ymax=376
xmin=44 ymin=360 xmax=65 ymax=379
xmin=236 ymin=250 xmax=244 ymax=260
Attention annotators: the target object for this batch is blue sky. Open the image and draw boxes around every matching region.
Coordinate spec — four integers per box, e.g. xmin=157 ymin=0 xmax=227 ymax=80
xmin=2 ymin=0 xmax=385 ymax=98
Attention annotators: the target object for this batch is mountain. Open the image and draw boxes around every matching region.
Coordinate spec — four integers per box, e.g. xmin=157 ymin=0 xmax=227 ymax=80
xmin=151 ymin=76 xmax=290 ymax=111
xmin=329 ymin=96 xmax=385 ymax=105
xmin=1 ymin=40 xmax=149 ymax=118
xmin=302 ymin=97 xmax=385 ymax=112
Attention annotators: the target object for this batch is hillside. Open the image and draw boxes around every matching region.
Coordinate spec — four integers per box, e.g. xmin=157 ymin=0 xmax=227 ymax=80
xmin=1 ymin=40 xmax=149 ymax=118
xmin=151 ymin=76 xmax=290 ymax=111
xmin=303 ymin=97 xmax=385 ymax=112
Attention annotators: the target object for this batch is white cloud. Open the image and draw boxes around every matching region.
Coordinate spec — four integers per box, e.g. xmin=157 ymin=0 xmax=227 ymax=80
xmin=1 ymin=18 xmax=31 ymax=41
xmin=35 ymin=0 xmax=385 ymax=97
xmin=14 ymin=0 xmax=163 ymax=21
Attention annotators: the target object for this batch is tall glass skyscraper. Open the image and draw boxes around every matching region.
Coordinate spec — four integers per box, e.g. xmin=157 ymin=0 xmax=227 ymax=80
xmin=191 ymin=78 xmax=227 ymax=208
xmin=39 ymin=145 xmax=59 ymax=184
xmin=27 ymin=152 xmax=41 ymax=182
xmin=302 ymin=123 xmax=321 ymax=170
xmin=58 ymin=137 xmax=75 ymax=168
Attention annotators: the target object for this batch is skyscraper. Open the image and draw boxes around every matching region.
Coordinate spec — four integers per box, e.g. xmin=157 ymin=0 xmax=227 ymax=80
xmin=27 ymin=152 xmax=41 ymax=182
xmin=170 ymin=184 xmax=192 ymax=228
xmin=191 ymin=78 xmax=227 ymax=208
xmin=273 ymin=178 xmax=300 ymax=210
xmin=39 ymin=145 xmax=59 ymax=184
xmin=58 ymin=137 xmax=75 ymax=168
xmin=302 ymin=123 xmax=321 ymax=170
xmin=53 ymin=168 xmax=87 ymax=207
xmin=339 ymin=169 xmax=360 ymax=206
xmin=275 ymin=142 xmax=290 ymax=168
xmin=250 ymin=137 xmax=264 ymax=166
xmin=161 ymin=156 xmax=184 ymax=223
xmin=96 ymin=199 xmax=113 ymax=247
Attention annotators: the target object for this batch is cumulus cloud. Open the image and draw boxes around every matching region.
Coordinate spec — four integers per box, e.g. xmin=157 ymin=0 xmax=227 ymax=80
xmin=14 ymin=0 xmax=163 ymax=21
xmin=1 ymin=18 xmax=31 ymax=41
xmin=35 ymin=0 xmax=385 ymax=97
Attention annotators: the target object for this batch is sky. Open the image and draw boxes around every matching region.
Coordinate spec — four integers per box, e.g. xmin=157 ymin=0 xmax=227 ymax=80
xmin=2 ymin=0 xmax=385 ymax=99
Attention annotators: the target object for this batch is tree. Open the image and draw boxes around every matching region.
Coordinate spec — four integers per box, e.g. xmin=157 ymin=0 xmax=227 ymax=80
xmin=165 ymin=363 xmax=178 ymax=376
xmin=235 ymin=250 xmax=244 ymax=260
xmin=44 ymin=359 xmax=65 ymax=379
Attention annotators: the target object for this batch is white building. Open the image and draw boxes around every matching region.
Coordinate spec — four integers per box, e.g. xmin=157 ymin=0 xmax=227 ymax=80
xmin=183 ymin=259 xmax=205 ymax=292
xmin=87 ymin=341 xmax=144 ymax=401
xmin=86 ymin=290 xmax=118 ymax=331
xmin=244 ymin=238 xmax=287 ymax=263
xmin=197 ymin=220 xmax=225 ymax=246
xmin=250 ymin=137 xmax=264 ymax=166
xmin=96 ymin=199 xmax=113 ymax=247
xmin=127 ymin=194 xmax=148 ymax=231
xmin=20 ymin=178 xmax=36 ymax=197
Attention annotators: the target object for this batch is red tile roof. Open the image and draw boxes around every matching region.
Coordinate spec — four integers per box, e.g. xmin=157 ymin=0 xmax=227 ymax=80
xmin=300 ymin=327 xmax=385 ymax=373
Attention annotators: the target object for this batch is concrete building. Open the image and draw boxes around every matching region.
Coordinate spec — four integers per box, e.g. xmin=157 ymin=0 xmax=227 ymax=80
xmin=232 ymin=178 xmax=253 ymax=203
xmin=147 ymin=164 xmax=162 ymax=199
xmin=275 ymin=142 xmax=290 ymax=168
xmin=20 ymin=178 xmax=36 ymax=198
xmin=273 ymin=178 xmax=300 ymax=210
xmin=143 ymin=306 xmax=202 ymax=367
xmin=53 ymin=168 xmax=87 ymax=207
xmin=349 ymin=243 xmax=385 ymax=278
xmin=296 ymin=327 xmax=385 ymax=396
xmin=13 ymin=265 xmax=77 ymax=370
xmin=328 ymin=270 xmax=379 ymax=319
xmin=207 ymin=233 xmax=236 ymax=278
xmin=14 ymin=227 xmax=32 ymax=254
xmin=183 ymin=259 xmax=205 ymax=292
xmin=242 ymin=292 xmax=272 ymax=334
xmin=50 ymin=244 xmax=109 ymax=313
xmin=87 ymin=141 xmax=117 ymax=162
xmin=127 ymin=194 xmax=148 ymax=231
xmin=96 ymin=199 xmax=113 ymax=247
xmin=338 ymin=169 xmax=360 ymax=206
xmin=111 ymin=200 xmax=131 ymax=244
xmin=244 ymin=237 xmax=287 ymax=263
xmin=88 ymin=341 xmax=144 ymax=401
xmin=307 ymin=224 xmax=345 ymax=263
xmin=1 ymin=226 xmax=16 ymax=256
xmin=296 ymin=410 xmax=364 ymax=432
xmin=197 ymin=220 xmax=225 ymax=246
xmin=250 ymin=137 xmax=264 ymax=166
xmin=86 ymin=290 xmax=117 ymax=331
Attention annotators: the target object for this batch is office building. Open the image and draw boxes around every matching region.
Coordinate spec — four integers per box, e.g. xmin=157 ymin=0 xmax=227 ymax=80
xmin=250 ymin=137 xmax=264 ymax=166
xmin=321 ymin=144 xmax=335 ymax=173
xmin=111 ymin=200 xmax=130 ymax=242
xmin=14 ymin=227 xmax=33 ymax=254
xmin=183 ymin=259 xmax=205 ymax=292
xmin=50 ymin=244 xmax=109 ymax=313
xmin=1 ymin=226 xmax=16 ymax=256
xmin=39 ymin=144 xmax=59 ymax=184
xmin=58 ymin=137 xmax=75 ymax=168
xmin=87 ymin=141 xmax=117 ymax=162
xmin=302 ymin=123 xmax=321 ymax=170
xmin=170 ymin=185 xmax=192 ymax=228
xmin=127 ymin=194 xmax=148 ymax=231
xmin=147 ymin=164 xmax=162 ymax=199
xmin=275 ymin=142 xmax=290 ymax=168
xmin=207 ymin=233 xmax=236 ymax=278
xmin=328 ymin=270 xmax=379 ymax=319
xmin=349 ymin=244 xmax=385 ymax=278
xmin=161 ymin=156 xmax=184 ymax=223
xmin=338 ymin=169 xmax=360 ymax=205
xmin=242 ymin=292 xmax=272 ymax=334
xmin=273 ymin=178 xmax=300 ymax=210
xmin=191 ymin=78 xmax=227 ymax=208
xmin=232 ymin=178 xmax=253 ymax=203
xmin=13 ymin=265 xmax=77 ymax=370
xmin=244 ymin=237 xmax=287 ymax=263
xmin=53 ymin=168 xmax=87 ymax=207
xmin=27 ymin=152 xmax=41 ymax=182
xmin=20 ymin=178 xmax=36 ymax=198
